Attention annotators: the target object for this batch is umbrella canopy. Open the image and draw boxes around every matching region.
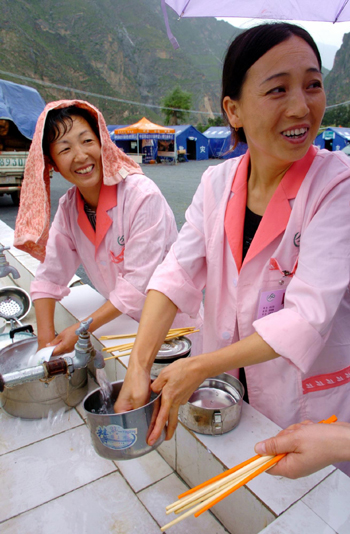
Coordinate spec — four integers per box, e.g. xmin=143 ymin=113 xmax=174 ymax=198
xmin=161 ymin=0 xmax=350 ymax=48
xmin=114 ymin=117 xmax=175 ymax=135
xmin=162 ymin=0 xmax=350 ymax=22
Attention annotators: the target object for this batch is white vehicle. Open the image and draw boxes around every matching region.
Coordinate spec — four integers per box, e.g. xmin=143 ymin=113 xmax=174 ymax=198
xmin=0 ymin=79 xmax=45 ymax=206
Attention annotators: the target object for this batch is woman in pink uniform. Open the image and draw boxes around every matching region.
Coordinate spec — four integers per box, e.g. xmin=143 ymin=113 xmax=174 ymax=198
xmin=116 ymin=23 xmax=350 ymax=474
xmin=14 ymin=100 xmax=199 ymax=355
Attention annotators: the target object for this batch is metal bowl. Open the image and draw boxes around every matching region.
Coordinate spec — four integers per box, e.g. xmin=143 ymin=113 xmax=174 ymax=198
xmin=83 ymin=381 xmax=166 ymax=460
xmin=0 ymin=286 xmax=32 ymax=323
xmin=179 ymin=373 xmax=244 ymax=435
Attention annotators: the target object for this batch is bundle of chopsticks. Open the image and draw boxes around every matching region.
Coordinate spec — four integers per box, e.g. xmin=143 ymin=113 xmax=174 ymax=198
xmin=100 ymin=327 xmax=199 ymax=361
xmin=161 ymin=415 xmax=338 ymax=531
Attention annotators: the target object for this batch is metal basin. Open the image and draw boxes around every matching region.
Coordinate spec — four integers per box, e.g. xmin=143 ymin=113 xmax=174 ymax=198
xmin=179 ymin=373 xmax=244 ymax=435
xmin=83 ymin=381 xmax=166 ymax=460
xmin=0 ymin=337 xmax=88 ymax=419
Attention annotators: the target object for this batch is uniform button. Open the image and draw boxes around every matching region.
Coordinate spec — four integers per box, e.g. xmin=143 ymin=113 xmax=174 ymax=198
xmin=222 ymin=332 xmax=230 ymax=340
xmin=233 ymin=279 xmax=238 ymax=287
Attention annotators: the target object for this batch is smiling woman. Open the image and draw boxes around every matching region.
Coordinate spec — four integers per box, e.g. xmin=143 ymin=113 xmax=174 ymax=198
xmin=115 ymin=23 xmax=350 ymax=476
xmin=14 ymin=100 xmax=202 ymax=357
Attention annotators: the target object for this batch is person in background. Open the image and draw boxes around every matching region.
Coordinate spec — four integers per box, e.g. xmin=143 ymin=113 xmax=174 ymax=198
xmin=14 ymin=100 xmax=201 ymax=355
xmin=254 ymin=420 xmax=350 ymax=479
xmin=114 ymin=22 xmax=350 ymax=477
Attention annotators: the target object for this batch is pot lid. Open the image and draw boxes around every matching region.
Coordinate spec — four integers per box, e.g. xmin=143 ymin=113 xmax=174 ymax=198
xmin=154 ymin=336 xmax=191 ymax=361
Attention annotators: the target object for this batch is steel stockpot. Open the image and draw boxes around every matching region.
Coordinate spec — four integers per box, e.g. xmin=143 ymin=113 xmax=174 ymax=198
xmin=83 ymin=380 xmax=166 ymax=460
xmin=0 ymin=337 xmax=88 ymax=419
xmin=179 ymin=373 xmax=244 ymax=435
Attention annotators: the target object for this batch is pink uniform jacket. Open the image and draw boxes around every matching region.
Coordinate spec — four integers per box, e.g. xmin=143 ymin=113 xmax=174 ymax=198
xmin=148 ymin=146 xmax=350 ymax=432
xmin=31 ymin=176 xmax=178 ymax=323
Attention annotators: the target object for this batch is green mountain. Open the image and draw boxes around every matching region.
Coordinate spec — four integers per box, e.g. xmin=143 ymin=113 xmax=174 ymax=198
xmin=0 ymin=0 xmax=240 ymax=125
xmin=324 ymin=32 xmax=350 ymax=106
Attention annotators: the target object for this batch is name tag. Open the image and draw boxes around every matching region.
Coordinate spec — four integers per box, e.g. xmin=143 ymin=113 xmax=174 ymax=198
xmin=256 ymin=288 xmax=286 ymax=320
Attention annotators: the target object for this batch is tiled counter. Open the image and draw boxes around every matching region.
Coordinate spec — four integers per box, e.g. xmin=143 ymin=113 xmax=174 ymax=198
xmin=1 ymin=220 xmax=350 ymax=534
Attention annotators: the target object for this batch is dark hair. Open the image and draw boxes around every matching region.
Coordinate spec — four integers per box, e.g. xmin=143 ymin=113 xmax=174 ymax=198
xmin=42 ymin=105 xmax=100 ymax=157
xmin=221 ymin=23 xmax=322 ymax=144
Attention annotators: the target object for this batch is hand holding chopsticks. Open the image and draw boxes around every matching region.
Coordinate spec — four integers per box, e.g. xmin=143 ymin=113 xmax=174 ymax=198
xmin=161 ymin=415 xmax=338 ymax=531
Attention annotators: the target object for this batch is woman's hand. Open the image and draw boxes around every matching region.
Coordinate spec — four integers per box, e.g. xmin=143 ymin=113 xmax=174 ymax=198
xmin=114 ymin=361 xmax=152 ymax=413
xmin=147 ymin=355 xmax=207 ymax=446
xmin=48 ymin=323 xmax=79 ymax=355
xmin=254 ymin=420 xmax=350 ymax=479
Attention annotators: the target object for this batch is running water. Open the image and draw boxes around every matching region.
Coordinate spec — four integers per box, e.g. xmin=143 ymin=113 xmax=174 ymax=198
xmin=95 ymin=368 xmax=114 ymax=414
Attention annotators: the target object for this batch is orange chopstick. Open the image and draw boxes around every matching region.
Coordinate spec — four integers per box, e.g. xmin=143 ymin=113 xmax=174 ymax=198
xmin=192 ymin=414 xmax=337 ymax=517
xmin=177 ymin=454 xmax=261 ymax=499
xmin=194 ymin=453 xmax=285 ymax=517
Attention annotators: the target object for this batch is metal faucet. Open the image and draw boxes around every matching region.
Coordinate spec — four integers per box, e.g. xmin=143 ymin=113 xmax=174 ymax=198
xmin=0 ymin=318 xmax=105 ymax=391
xmin=0 ymin=246 xmax=20 ymax=279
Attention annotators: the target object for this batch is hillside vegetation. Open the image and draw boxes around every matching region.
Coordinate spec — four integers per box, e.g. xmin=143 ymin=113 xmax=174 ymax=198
xmin=0 ymin=0 xmax=240 ymax=124
xmin=1 ymin=1 xmax=350 ymax=125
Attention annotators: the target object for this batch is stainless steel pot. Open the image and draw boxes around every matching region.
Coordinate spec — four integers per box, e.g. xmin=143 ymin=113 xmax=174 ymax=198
xmin=83 ymin=381 xmax=166 ymax=460
xmin=151 ymin=336 xmax=191 ymax=378
xmin=0 ymin=324 xmax=35 ymax=351
xmin=0 ymin=337 xmax=88 ymax=419
xmin=179 ymin=373 xmax=244 ymax=435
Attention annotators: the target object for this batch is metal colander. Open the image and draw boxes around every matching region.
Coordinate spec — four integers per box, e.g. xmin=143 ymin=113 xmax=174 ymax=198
xmin=0 ymin=287 xmax=31 ymax=323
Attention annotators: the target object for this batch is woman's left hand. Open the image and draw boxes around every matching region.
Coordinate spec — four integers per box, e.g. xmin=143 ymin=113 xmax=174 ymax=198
xmin=147 ymin=356 xmax=207 ymax=445
xmin=48 ymin=324 xmax=79 ymax=355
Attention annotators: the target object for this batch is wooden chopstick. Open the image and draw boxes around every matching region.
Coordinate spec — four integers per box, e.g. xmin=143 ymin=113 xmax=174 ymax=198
xmin=162 ymin=415 xmax=338 ymax=531
xmin=99 ymin=327 xmax=197 ymax=341
xmin=101 ymin=329 xmax=199 ymax=353
xmin=103 ymin=351 xmax=132 ymax=361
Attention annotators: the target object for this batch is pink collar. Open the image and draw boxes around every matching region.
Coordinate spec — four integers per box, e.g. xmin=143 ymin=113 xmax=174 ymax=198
xmin=77 ymin=182 xmax=117 ymax=252
xmin=225 ymin=146 xmax=317 ymax=271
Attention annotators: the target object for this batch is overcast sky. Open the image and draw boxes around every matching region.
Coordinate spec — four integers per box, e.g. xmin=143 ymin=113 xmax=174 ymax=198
xmin=218 ymin=18 xmax=350 ymax=68
xmin=219 ymin=18 xmax=350 ymax=47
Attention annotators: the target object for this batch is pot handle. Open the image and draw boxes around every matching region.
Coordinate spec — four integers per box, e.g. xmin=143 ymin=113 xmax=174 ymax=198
xmin=212 ymin=411 xmax=223 ymax=435
xmin=10 ymin=325 xmax=34 ymax=339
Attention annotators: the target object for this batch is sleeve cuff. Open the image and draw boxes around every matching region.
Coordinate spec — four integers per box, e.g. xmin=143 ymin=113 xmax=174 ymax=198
xmin=109 ymin=274 xmax=146 ymax=322
xmin=253 ymin=308 xmax=325 ymax=374
xmin=147 ymin=250 xmax=203 ymax=319
xmin=30 ymin=280 xmax=70 ymax=301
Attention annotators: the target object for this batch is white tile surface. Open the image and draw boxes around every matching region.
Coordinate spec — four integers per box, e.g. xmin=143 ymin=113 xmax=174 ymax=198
xmin=0 ymin=407 xmax=83 ymax=455
xmin=0 ymin=472 xmax=161 ymax=534
xmin=139 ymin=472 xmax=228 ymax=534
xmin=158 ymin=428 xmax=177 ymax=470
xmin=114 ymin=449 xmax=173 ymax=492
xmin=0 ymin=425 xmax=117 ymax=522
xmin=258 ymin=501 xmax=336 ymax=534
xmin=302 ymin=470 xmax=350 ymax=534
xmin=176 ymin=423 xmax=275 ymax=534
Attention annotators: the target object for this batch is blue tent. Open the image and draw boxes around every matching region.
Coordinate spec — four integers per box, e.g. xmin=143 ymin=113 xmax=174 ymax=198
xmin=0 ymin=79 xmax=46 ymax=139
xmin=314 ymin=127 xmax=350 ymax=151
xmin=173 ymin=125 xmax=208 ymax=160
xmin=203 ymin=126 xmax=247 ymax=159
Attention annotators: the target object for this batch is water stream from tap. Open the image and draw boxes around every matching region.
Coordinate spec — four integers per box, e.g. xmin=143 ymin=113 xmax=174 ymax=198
xmin=95 ymin=368 xmax=114 ymax=414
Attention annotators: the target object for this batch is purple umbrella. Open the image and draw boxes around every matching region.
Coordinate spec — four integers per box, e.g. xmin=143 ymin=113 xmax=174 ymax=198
xmin=161 ymin=0 xmax=350 ymax=48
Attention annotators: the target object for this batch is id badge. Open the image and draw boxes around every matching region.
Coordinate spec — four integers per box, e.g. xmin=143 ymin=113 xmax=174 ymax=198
xmin=255 ymin=287 xmax=286 ymax=320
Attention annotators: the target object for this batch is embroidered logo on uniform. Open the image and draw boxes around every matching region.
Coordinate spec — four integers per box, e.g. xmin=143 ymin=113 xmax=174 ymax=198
xmin=117 ymin=235 xmax=125 ymax=246
xmin=110 ymin=249 xmax=124 ymax=264
xmin=293 ymin=232 xmax=301 ymax=247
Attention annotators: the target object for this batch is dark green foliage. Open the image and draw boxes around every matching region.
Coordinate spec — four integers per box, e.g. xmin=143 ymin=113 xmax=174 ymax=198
xmin=161 ymin=87 xmax=192 ymax=125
